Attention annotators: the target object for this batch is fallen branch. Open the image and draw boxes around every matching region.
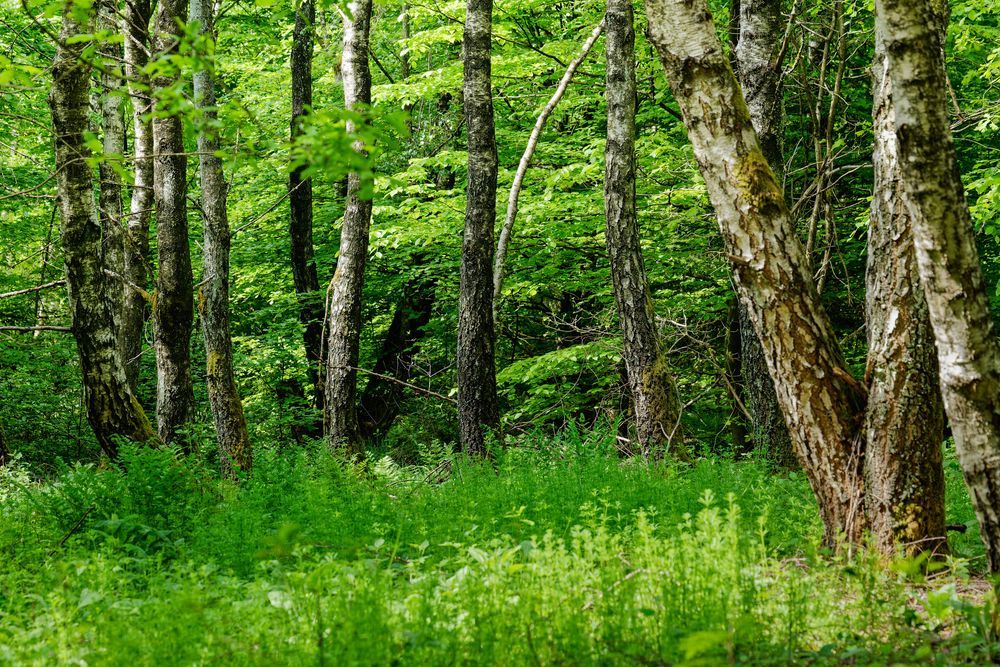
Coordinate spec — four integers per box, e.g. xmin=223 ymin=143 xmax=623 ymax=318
xmin=0 ymin=325 xmax=72 ymax=333
xmin=492 ymin=18 xmax=606 ymax=310
xmin=347 ymin=365 xmax=457 ymax=404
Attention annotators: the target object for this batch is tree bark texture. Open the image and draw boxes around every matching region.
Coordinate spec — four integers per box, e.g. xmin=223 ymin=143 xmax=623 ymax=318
xmin=732 ymin=0 xmax=794 ymax=465
xmin=358 ymin=270 xmax=436 ymax=441
xmin=604 ymin=0 xmax=685 ymax=459
xmin=97 ymin=0 xmax=126 ymax=352
xmin=192 ymin=0 xmax=253 ymax=478
xmin=152 ymin=0 xmax=196 ymax=444
xmin=457 ymin=0 xmax=500 ymax=455
xmin=325 ymin=0 xmax=374 ymax=454
xmin=877 ymin=0 xmax=1000 ymax=571
xmin=50 ymin=6 xmax=156 ymax=457
xmin=644 ymin=0 xmax=867 ymax=546
xmin=289 ymin=0 xmax=325 ymax=417
xmin=863 ymin=16 xmax=946 ymax=558
xmin=123 ymin=0 xmax=155 ymax=391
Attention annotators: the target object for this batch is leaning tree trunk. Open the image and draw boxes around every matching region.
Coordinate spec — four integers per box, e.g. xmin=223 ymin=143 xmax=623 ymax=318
xmin=877 ymin=0 xmax=1000 ymax=571
xmin=152 ymin=0 xmax=196 ymax=444
xmin=325 ymin=0 xmax=374 ymax=454
xmin=97 ymin=0 xmax=126 ymax=350
xmin=50 ymin=6 xmax=156 ymax=457
xmin=123 ymin=0 xmax=155 ymax=392
xmin=603 ymin=0 xmax=685 ymax=459
xmin=289 ymin=0 xmax=325 ymax=421
xmin=862 ymin=14 xmax=946 ymax=558
xmin=192 ymin=0 xmax=252 ymax=478
xmin=644 ymin=0 xmax=867 ymax=546
xmin=457 ymin=0 xmax=500 ymax=455
xmin=732 ymin=0 xmax=794 ymax=465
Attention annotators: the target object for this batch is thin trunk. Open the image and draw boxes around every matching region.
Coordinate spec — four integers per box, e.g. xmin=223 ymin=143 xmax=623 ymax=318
xmin=603 ymin=0 xmax=685 ymax=459
xmin=725 ymin=295 xmax=749 ymax=454
xmin=733 ymin=0 xmax=794 ymax=464
xmin=877 ymin=0 xmax=1000 ymax=570
xmin=862 ymin=14 xmax=946 ymax=558
xmin=50 ymin=5 xmax=157 ymax=456
xmin=123 ymin=0 xmax=155 ymax=391
xmin=457 ymin=0 xmax=500 ymax=455
xmin=0 ymin=420 xmax=7 ymax=466
xmin=358 ymin=270 xmax=436 ymax=441
xmin=400 ymin=4 xmax=411 ymax=80
xmin=289 ymin=0 xmax=325 ymax=420
xmin=97 ymin=0 xmax=126 ymax=351
xmin=152 ymin=0 xmax=196 ymax=444
xmin=325 ymin=0 xmax=374 ymax=453
xmin=192 ymin=0 xmax=252 ymax=478
xmin=644 ymin=0 xmax=867 ymax=546
xmin=492 ymin=19 xmax=604 ymax=308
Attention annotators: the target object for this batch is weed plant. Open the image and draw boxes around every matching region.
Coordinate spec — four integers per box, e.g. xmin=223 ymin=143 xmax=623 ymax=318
xmin=0 ymin=430 xmax=995 ymax=665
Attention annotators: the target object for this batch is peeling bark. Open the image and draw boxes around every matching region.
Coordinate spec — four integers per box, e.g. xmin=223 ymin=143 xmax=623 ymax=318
xmin=50 ymin=5 xmax=157 ymax=456
xmin=863 ymin=14 xmax=945 ymax=558
xmin=457 ymin=0 xmax=500 ymax=455
xmin=151 ymin=0 xmax=196 ymax=444
xmin=644 ymin=0 xmax=867 ymax=545
xmin=604 ymin=0 xmax=685 ymax=459
xmin=877 ymin=0 xmax=1000 ymax=570
xmin=192 ymin=0 xmax=252 ymax=478
xmin=326 ymin=0 xmax=374 ymax=454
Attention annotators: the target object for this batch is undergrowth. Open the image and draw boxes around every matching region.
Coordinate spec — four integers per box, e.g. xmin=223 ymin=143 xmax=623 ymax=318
xmin=0 ymin=432 xmax=995 ymax=665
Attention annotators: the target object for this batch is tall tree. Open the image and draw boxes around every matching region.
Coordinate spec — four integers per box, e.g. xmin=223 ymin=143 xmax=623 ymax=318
xmin=877 ymin=0 xmax=1000 ymax=570
xmin=603 ymin=0 xmax=685 ymax=458
xmin=289 ymin=0 xmax=325 ymax=418
xmin=152 ymin=0 xmax=196 ymax=444
xmin=457 ymin=0 xmax=500 ymax=455
xmin=644 ymin=0 xmax=868 ymax=545
xmin=192 ymin=0 xmax=252 ymax=477
xmin=325 ymin=0 xmax=374 ymax=453
xmin=122 ymin=0 xmax=155 ymax=391
xmin=731 ymin=0 xmax=794 ymax=464
xmin=50 ymin=3 xmax=156 ymax=456
xmin=863 ymin=8 xmax=946 ymax=557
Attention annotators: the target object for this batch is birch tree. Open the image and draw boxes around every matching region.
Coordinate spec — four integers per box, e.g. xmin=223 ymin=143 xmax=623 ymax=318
xmin=326 ymin=0 xmax=374 ymax=453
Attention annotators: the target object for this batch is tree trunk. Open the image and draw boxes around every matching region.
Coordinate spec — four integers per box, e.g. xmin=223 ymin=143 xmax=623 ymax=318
xmin=325 ymin=0 xmax=373 ymax=454
xmin=457 ymin=0 xmax=500 ymax=455
xmin=192 ymin=0 xmax=253 ymax=478
xmin=725 ymin=296 xmax=749 ymax=454
xmin=877 ymin=0 xmax=1000 ymax=570
xmin=358 ymin=269 xmax=436 ymax=441
xmin=152 ymin=0 xmax=196 ymax=444
xmin=0 ymin=419 xmax=9 ymax=466
xmin=289 ymin=0 xmax=325 ymax=421
xmin=123 ymin=0 xmax=155 ymax=392
xmin=49 ymin=6 xmax=157 ymax=457
xmin=732 ymin=0 xmax=794 ymax=465
xmin=862 ymin=14 xmax=946 ymax=558
xmin=604 ymin=0 xmax=685 ymax=459
xmin=97 ymin=0 xmax=126 ymax=351
xmin=644 ymin=0 xmax=867 ymax=546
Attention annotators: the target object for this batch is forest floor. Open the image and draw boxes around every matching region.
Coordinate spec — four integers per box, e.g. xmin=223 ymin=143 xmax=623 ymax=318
xmin=0 ymin=433 xmax=997 ymax=665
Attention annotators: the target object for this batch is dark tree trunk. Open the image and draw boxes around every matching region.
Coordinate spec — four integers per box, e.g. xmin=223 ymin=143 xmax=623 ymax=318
xmin=358 ymin=270 xmax=436 ymax=441
xmin=733 ymin=0 xmax=794 ymax=465
xmin=725 ymin=296 xmax=749 ymax=454
xmin=123 ymin=0 xmax=154 ymax=392
xmin=644 ymin=0 xmax=868 ymax=546
xmin=862 ymin=12 xmax=946 ymax=558
xmin=289 ymin=0 xmax=325 ymax=421
xmin=457 ymin=0 xmax=500 ymax=455
xmin=877 ymin=0 xmax=1000 ymax=571
xmin=603 ymin=0 xmax=686 ymax=459
xmin=192 ymin=0 xmax=253 ymax=478
xmin=151 ymin=0 xmax=196 ymax=444
xmin=50 ymin=6 xmax=157 ymax=456
xmin=325 ymin=0 xmax=373 ymax=454
xmin=0 ymin=420 xmax=7 ymax=466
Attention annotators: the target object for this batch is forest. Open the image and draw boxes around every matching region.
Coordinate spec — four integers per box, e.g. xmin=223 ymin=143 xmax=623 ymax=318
xmin=1 ymin=0 xmax=1000 ymax=660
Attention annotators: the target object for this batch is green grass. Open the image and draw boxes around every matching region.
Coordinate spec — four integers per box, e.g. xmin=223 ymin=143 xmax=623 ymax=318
xmin=0 ymin=433 xmax=996 ymax=665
